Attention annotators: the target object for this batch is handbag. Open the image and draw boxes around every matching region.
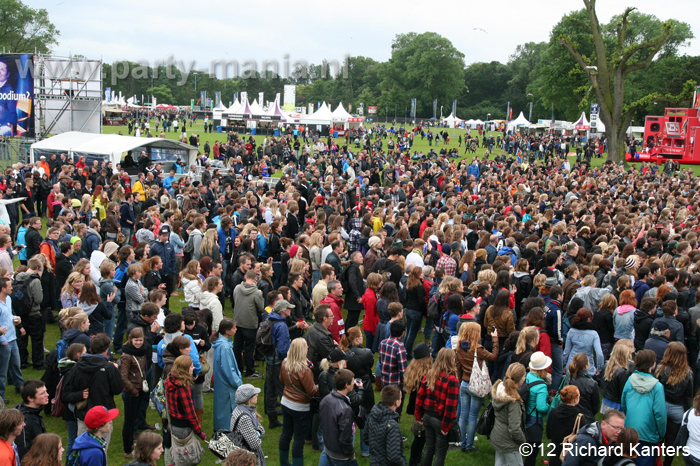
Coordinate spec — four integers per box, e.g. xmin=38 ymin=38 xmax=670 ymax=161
xmin=208 ymin=416 xmax=247 ymax=459
xmin=170 ymin=428 xmax=204 ymax=466
xmin=199 ymin=356 xmax=210 ymax=375
xmin=446 ymin=421 xmax=461 ymax=443
xmin=166 ymin=397 xmax=203 ymax=466
xmin=559 ymin=413 xmax=584 ymax=462
xmin=675 ymin=409 xmax=692 ymax=448
xmin=132 ymin=354 xmax=149 ymax=393
xmin=468 ymin=349 xmax=492 ymax=398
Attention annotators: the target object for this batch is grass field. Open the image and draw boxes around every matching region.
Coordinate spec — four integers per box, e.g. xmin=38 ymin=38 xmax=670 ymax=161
xmin=12 ymin=125 xmax=690 ymax=465
xmin=103 ymin=119 xmax=700 ymax=175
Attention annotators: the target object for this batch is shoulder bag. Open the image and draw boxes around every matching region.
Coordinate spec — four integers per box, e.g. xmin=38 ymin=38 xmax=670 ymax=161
xmin=559 ymin=413 xmax=584 ymax=462
xmin=166 ymin=395 xmax=203 ymax=466
xmin=468 ymin=348 xmax=492 ymax=398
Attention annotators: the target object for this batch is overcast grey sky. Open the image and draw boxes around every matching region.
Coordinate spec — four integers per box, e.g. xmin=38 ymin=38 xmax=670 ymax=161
xmin=33 ymin=0 xmax=698 ymax=73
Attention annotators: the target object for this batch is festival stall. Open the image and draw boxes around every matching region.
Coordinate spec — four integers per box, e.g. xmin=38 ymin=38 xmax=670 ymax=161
xmin=31 ymin=131 xmax=198 ymax=173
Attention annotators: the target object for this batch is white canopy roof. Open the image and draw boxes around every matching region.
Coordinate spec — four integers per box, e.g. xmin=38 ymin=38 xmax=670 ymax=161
xmin=473 ymin=119 xmax=484 ymax=125
xmin=331 ymin=103 xmax=353 ymax=122
xmin=507 ymin=112 xmax=530 ymax=131
xmin=574 ymin=112 xmax=589 ymax=130
xmin=300 ymin=102 xmax=334 ymax=125
xmin=31 ymin=132 xmax=198 ymax=168
xmin=442 ymin=113 xmax=464 ymax=128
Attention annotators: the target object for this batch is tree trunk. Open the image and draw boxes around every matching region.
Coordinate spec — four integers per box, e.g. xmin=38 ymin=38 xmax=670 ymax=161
xmin=606 ymin=125 xmax=626 ymax=163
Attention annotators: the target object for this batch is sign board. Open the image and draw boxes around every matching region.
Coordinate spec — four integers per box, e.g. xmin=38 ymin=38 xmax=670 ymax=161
xmin=0 ymin=54 xmax=35 ymax=137
xmin=368 ymin=106 xmax=377 ymax=114
xmin=283 ymin=85 xmax=296 ymax=111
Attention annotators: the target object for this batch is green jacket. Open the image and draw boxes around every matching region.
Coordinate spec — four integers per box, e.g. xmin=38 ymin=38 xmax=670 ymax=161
xmin=489 ymin=380 xmax=527 ymax=453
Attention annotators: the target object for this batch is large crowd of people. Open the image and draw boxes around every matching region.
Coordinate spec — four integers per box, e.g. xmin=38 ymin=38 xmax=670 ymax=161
xmin=0 ymin=125 xmax=699 ymax=466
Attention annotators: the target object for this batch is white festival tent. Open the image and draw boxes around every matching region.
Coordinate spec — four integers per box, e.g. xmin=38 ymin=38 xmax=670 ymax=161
xmin=574 ymin=112 xmax=590 ymax=130
xmin=299 ymin=102 xmax=334 ymax=126
xmin=30 ymin=132 xmax=198 ymax=169
xmin=265 ymin=98 xmax=296 ymax=124
xmin=442 ymin=113 xmax=464 ymax=128
xmin=507 ymin=112 xmax=530 ymax=132
xmin=332 ymin=103 xmax=353 ymax=122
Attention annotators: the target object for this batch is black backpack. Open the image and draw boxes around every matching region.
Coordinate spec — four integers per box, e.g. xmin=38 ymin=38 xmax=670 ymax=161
xmin=255 ymin=319 xmax=277 ymax=357
xmin=518 ymin=379 xmax=547 ymax=417
xmin=11 ymin=274 xmax=39 ymax=319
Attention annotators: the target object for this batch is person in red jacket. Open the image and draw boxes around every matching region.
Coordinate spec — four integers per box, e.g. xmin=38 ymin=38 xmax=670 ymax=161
xmin=362 ymin=273 xmax=382 ymax=352
xmin=320 ymin=279 xmax=344 ymax=343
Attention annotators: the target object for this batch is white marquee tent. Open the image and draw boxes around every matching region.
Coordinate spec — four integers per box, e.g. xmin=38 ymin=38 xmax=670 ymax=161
xmin=300 ymin=102 xmax=334 ymax=126
xmin=31 ymin=132 xmax=198 ymax=169
xmin=507 ymin=112 xmax=530 ymax=132
xmin=442 ymin=113 xmax=464 ymax=128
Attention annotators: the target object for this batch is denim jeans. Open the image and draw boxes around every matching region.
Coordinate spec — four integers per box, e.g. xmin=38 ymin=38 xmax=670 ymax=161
xmin=550 ymin=343 xmax=563 ymax=390
xmin=312 ymin=270 xmax=321 ymax=290
xmin=353 ymin=429 xmax=369 ymax=456
xmin=459 ymin=380 xmax=484 ymax=448
xmin=635 ymin=440 xmax=657 ymax=466
xmin=424 ymin=316 xmax=434 ymax=341
xmin=422 ymin=415 xmax=449 ymax=466
xmin=104 ymin=314 xmax=116 ymax=341
xmin=279 ymin=405 xmax=312 ymax=459
xmin=318 ymin=450 xmax=359 ymax=466
xmin=404 ymin=309 xmax=422 ymax=359
xmin=0 ymin=340 xmax=24 ymax=401
xmin=66 ymin=419 xmax=78 ymax=457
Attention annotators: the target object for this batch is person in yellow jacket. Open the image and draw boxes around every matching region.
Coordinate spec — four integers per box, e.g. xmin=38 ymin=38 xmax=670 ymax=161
xmin=131 ymin=173 xmax=147 ymax=200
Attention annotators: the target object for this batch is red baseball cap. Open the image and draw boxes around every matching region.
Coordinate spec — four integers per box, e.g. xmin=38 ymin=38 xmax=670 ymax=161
xmin=84 ymin=406 xmax=119 ymax=429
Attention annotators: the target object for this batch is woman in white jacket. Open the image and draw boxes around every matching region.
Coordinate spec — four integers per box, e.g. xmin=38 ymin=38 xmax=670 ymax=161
xmin=180 ymin=260 xmax=203 ymax=309
xmin=200 ymin=276 xmax=224 ymax=333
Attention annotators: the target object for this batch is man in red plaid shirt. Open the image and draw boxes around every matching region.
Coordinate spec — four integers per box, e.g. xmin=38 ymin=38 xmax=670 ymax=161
xmin=378 ymin=320 xmax=408 ymax=413
xmin=435 ymin=243 xmax=457 ymax=277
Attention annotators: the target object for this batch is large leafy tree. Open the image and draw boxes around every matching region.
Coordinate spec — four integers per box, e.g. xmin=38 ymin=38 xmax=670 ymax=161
xmin=380 ymin=32 xmax=465 ymax=118
xmin=558 ymin=0 xmax=694 ymax=161
xmin=0 ymin=0 xmax=59 ymax=54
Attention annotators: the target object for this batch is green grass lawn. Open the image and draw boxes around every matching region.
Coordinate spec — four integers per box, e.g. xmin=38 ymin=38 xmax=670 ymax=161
xmin=103 ymin=120 xmax=700 ymax=175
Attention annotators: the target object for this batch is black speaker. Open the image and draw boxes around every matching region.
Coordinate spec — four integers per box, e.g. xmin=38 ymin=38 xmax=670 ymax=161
xmin=650 ymin=123 xmax=660 ymax=132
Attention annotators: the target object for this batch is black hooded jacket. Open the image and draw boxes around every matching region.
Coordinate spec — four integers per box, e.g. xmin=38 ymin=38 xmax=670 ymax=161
xmin=61 ymin=353 xmax=123 ymax=420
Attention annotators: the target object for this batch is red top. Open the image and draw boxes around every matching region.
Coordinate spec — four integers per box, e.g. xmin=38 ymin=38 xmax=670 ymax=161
xmin=361 ymin=289 xmax=379 ymax=333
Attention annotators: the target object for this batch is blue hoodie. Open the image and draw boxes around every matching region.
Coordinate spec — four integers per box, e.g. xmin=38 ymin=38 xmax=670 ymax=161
xmin=71 ymin=432 xmax=106 ymax=466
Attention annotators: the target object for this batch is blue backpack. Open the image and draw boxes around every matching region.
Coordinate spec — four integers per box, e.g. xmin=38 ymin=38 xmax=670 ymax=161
xmin=55 ymin=339 xmax=68 ymax=361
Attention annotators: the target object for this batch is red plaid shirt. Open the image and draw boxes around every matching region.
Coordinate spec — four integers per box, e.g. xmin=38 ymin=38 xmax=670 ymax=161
xmin=165 ymin=376 xmax=202 ymax=435
xmin=415 ymin=372 xmax=459 ymax=433
xmin=436 ymin=255 xmax=457 ymax=277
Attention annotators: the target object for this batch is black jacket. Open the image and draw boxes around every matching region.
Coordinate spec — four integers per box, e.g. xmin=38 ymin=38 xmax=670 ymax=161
xmin=307 ymin=323 xmax=335 ymax=380
xmin=592 ymin=309 xmax=615 ymax=345
xmin=566 ymin=372 xmax=600 ymax=425
xmin=599 ymin=363 xmax=634 ymax=405
xmin=561 ymin=422 xmax=608 ymax=466
xmin=546 ymin=403 xmax=586 ymax=463
xmin=14 ymin=403 xmax=45 ymax=459
xmin=371 ymin=258 xmax=402 ymax=287
xmin=633 ymin=310 xmax=655 ymax=351
xmin=404 ymin=282 xmax=426 ymax=315
xmin=55 ymin=253 xmax=73 ymax=292
xmin=319 ymin=390 xmax=356 ymax=460
xmin=363 ymin=401 xmax=406 ymax=466
xmin=61 ymin=353 xmax=124 ymax=420
xmin=127 ymin=314 xmax=163 ymax=362
xmin=25 ymin=226 xmax=42 ymax=260
xmin=345 ymin=345 xmax=375 ymax=410
xmin=343 ymin=262 xmax=365 ymax=311
xmin=656 ymin=366 xmax=694 ymax=409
